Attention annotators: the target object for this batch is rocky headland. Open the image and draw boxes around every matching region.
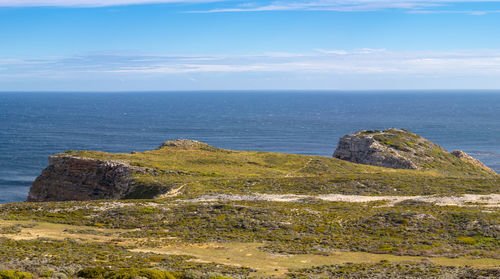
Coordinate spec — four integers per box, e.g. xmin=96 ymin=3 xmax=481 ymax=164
xmin=333 ymin=128 xmax=496 ymax=174
xmin=2 ymin=129 xmax=499 ymax=279
xmin=26 ymin=129 xmax=497 ymax=202
xmin=27 ymin=155 xmax=151 ymax=202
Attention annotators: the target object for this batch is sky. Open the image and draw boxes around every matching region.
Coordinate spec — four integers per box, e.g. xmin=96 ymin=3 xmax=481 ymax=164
xmin=1 ymin=0 xmax=500 ymax=91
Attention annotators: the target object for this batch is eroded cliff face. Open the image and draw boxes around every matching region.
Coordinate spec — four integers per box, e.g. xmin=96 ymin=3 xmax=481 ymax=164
xmin=27 ymin=155 xmax=147 ymax=202
xmin=27 ymin=139 xmax=208 ymax=202
xmin=333 ymin=128 xmax=497 ymax=174
xmin=333 ymin=133 xmax=419 ymax=169
xmin=28 ymin=136 xmax=496 ymax=202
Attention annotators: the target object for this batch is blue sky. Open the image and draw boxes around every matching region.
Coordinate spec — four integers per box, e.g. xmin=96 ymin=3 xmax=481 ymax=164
xmin=1 ymin=0 xmax=500 ymax=91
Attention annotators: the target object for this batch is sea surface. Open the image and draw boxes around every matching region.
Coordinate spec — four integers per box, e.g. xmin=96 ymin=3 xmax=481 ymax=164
xmin=1 ymin=91 xmax=499 ymax=204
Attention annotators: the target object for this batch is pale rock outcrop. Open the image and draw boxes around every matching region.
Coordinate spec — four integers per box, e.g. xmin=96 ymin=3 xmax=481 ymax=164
xmin=27 ymin=155 xmax=149 ymax=202
xmin=333 ymin=132 xmax=419 ymax=169
xmin=451 ymin=150 xmax=496 ymax=174
xmin=27 ymin=139 xmax=208 ymax=202
xmin=333 ymin=128 xmax=496 ymax=174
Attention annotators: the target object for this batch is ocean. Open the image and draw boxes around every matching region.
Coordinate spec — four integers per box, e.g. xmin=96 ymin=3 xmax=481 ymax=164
xmin=1 ymin=91 xmax=499 ymax=204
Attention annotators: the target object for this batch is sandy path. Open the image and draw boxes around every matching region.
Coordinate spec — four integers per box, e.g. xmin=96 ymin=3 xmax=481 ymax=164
xmin=184 ymin=193 xmax=500 ymax=207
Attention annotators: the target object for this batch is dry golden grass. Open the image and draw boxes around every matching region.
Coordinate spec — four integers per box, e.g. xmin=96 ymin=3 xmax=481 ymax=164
xmin=0 ymin=219 xmax=126 ymax=242
xmin=133 ymin=242 xmax=500 ymax=278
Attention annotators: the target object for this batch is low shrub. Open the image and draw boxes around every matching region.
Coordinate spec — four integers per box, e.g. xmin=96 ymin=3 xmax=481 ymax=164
xmin=77 ymin=268 xmax=176 ymax=279
xmin=0 ymin=270 xmax=33 ymax=279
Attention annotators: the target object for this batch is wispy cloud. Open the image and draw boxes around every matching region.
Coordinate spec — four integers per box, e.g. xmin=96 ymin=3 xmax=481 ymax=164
xmin=1 ymin=0 xmax=500 ymax=14
xmin=187 ymin=0 xmax=500 ymax=14
xmin=2 ymin=49 xmax=500 ymax=90
xmin=409 ymin=8 xmax=500 ymax=15
xmin=0 ymin=0 xmax=226 ymax=8
xmin=2 ymin=49 xmax=500 ymax=76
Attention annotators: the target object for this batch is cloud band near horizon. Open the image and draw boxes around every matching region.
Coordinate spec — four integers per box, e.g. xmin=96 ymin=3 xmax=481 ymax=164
xmin=3 ymin=49 xmax=500 ymax=74
xmin=0 ymin=0 xmax=225 ymax=7
xmin=1 ymin=49 xmax=500 ymax=90
xmin=0 ymin=0 xmax=499 ymax=14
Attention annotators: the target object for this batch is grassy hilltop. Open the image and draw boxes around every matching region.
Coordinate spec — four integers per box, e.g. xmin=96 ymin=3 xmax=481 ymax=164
xmin=1 ymin=130 xmax=499 ymax=278
xmin=63 ymin=134 xmax=498 ymax=198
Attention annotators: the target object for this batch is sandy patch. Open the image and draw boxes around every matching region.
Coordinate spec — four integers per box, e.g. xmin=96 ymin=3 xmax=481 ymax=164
xmin=0 ymin=219 xmax=126 ymax=241
xmin=183 ymin=193 xmax=500 ymax=207
xmin=133 ymin=242 xmax=500 ymax=278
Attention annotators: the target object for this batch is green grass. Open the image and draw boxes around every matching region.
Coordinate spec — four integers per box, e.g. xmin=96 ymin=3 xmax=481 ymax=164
xmin=2 ymin=199 xmax=498 ymax=259
xmin=57 ymin=139 xmax=498 ymax=199
xmin=3 ymin=138 xmax=499 ymax=278
xmin=1 ymin=198 xmax=498 ymax=278
xmin=362 ymin=128 xmax=495 ymax=175
xmin=287 ymin=261 xmax=500 ymax=278
xmin=0 ymin=270 xmax=33 ymax=279
xmin=0 ymin=237 xmax=252 ymax=278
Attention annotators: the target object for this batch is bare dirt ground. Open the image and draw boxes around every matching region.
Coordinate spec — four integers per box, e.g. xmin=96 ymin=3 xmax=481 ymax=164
xmin=0 ymin=219 xmax=126 ymax=241
xmin=184 ymin=193 xmax=500 ymax=207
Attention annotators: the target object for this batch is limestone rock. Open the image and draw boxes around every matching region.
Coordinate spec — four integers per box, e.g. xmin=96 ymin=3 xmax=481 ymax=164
xmin=451 ymin=150 xmax=496 ymax=174
xmin=27 ymin=155 xmax=151 ymax=202
xmin=333 ymin=131 xmax=419 ymax=169
xmin=333 ymin=128 xmax=496 ymax=175
xmin=159 ymin=139 xmax=204 ymax=149
xmin=158 ymin=139 xmax=219 ymax=151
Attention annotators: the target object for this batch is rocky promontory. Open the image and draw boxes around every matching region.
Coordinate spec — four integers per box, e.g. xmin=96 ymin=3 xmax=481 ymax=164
xmin=27 ymin=134 xmax=497 ymax=202
xmin=27 ymin=139 xmax=209 ymax=202
xmin=333 ymin=128 xmax=496 ymax=174
xmin=27 ymin=155 xmax=158 ymax=202
xmin=450 ymin=150 xmax=495 ymax=173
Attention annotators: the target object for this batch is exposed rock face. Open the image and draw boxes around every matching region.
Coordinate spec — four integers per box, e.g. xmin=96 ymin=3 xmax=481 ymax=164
xmin=333 ymin=132 xmax=419 ymax=169
xmin=451 ymin=150 xmax=496 ymax=174
xmin=27 ymin=136 xmax=496 ymax=203
xmin=333 ymin=128 xmax=496 ymax=174
xmin=27 ymin=155 xmax=148 ymax=202
xmin=159 ymin=139 xmax=204 ymax=149
xmin=158 ymin=139 xmax=220 ymax=151
xmin=28 ymin=139 xmax=212 ymax=202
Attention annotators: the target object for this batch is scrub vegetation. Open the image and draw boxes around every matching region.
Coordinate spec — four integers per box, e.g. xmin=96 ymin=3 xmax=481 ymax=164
xmin=1 ymin=134 xmax=499 ymax=278
xmin=62 ymin=136 xmax=498 ymax=198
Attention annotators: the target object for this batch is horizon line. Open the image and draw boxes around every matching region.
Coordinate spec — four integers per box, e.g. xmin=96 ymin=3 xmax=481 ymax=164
xmin=1 ymin=89 xmax=500 ymax=93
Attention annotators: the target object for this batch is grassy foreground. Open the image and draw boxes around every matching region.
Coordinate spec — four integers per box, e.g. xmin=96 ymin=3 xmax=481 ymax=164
xmin=0 ymin=198 xmax=499 ymax=278
xmin=1 ymin=137 xmax=499 ymax=278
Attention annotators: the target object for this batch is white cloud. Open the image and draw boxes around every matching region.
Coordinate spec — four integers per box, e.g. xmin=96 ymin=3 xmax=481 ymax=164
xmin=315 ymin=49 xmax=349 ymax=55
xmin=3 ymin=49 xmax=500 ymax=76
xmin=409 ymin=9 xmax=500 ymax=15
xmin=0 ymin=0 xmax=225 ymax=7
xmin=0 ymin=0 xmax=499 ymax=12
xmin=3 ymin=50 xmax=500 ymax=90
xmin=188 ymin=0 xmax=500 ymax=13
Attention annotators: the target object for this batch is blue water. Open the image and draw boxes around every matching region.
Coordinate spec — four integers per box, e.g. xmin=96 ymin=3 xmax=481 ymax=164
xmin=1 ymin=91 xmax=499 ymax=204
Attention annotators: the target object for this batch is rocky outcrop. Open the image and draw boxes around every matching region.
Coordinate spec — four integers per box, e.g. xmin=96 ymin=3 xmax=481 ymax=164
xmin=159 ymin=139 xmax=205 ymax=149
xmin=28 ymin=136 xmax=496 ymax=203
xmin=333 ymin=132 xmax=419 ymax=169
xmin=27 ymin=155 xmax=150 ymax=202
xmin=27 ymin=139 xmax=210 ymax=202
xmin=333 ymin=128 xmax=496 ymax=174
xmin=158 ymin=139 xmax=221 ymax=152
xmin=451 ymin=150 xmax=496 ymax=174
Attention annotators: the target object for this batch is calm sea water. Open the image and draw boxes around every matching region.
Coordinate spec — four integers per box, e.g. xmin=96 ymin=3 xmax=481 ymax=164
xmin=1 ymin=91 xmax=499 ymax=204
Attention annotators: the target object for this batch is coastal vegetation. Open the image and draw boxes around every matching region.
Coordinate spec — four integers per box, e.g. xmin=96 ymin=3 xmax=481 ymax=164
xmin=58 ymin=133 xmax=498 ymax=199
xmin=2 ymin=130 xmax=499 ymax=277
